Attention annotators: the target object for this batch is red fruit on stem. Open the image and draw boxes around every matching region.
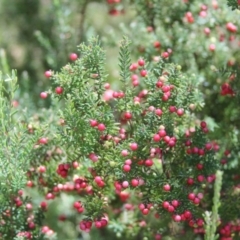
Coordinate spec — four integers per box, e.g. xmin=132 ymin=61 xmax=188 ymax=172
xmin=40 ymin=92 xmax=48 ymax=99
xmin=69 ymin=53 xmax=78 ymax=61
xmin=44 ymin=70 xmax=52 ymax=78
xmin=55 ymin=87 xmax=64 ymax=94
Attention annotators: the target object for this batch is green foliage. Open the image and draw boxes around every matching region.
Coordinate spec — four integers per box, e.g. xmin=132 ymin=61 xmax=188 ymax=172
xmin=204 ymin=170 xmax=223 ymax=240
xmin=0 ymin=0 xmax=239 ymax=239
xmin=227 ymin=0 xmax=240 ymax=10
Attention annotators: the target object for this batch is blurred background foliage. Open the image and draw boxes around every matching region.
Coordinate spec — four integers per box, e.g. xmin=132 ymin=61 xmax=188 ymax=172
xmin=0 ymin=0 xmax=239 ymax=239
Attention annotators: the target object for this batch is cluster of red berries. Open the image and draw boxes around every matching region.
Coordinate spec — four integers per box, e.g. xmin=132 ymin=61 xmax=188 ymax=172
xmin=79 ymin=216 xmax=108 ymax=232
xmin=219 ymin=222 xmax=240 ymax=240
xmin=56 ymin=163 xmax=71 ymax=178
xmin=221 ymin=83 xmax=234 ymax=96
xmin=89 ymin=119 xmax=106 ymax=132
xmin=73 ymin=201 xmax=84 ymax=213
xmin=138 ymin=203 xmax=153 ymax=215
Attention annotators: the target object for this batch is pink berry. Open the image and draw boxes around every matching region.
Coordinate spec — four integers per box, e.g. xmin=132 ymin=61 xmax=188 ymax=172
xmin=169 ymin=106 xmax=176 ymax=113
xmin=153 ymin=134 xmax=161 ymax=142
xmin=200 ymin=121 xmax=207 ymax=128
xmin=131 ymin=179 xmax=139 ymax=187
xmin=162 ymin=52 xmax=169 ymax=58
xmin=38 ymin=166 xmax=46 ymax=173
xmin=158 ymin=129 xmax=166 ymax=137
xmin=140 ymin=69 xmax=147 ymax=77
xmin=172 ymin=200 xmax=179 ymax=207
xmin=125 ymin=159 xmax=132 ymax=165
xmin=89 ymin=119 xmax=98 ymax=127
xmin=154 ymin=41 xmax=161 ymax=48
xmin=121 ymin=150 xmax=129 ymax=157
xmin=156 ymin=80 xmax=163 ymax=88
xmin=155 ymin=108 xmax=163 ymax=116
xmin=69 ymin=53 xmax=78 ymax=61
xmin=173 ymin=215 xmax=182 ymax=222
xmin=122 ymin=181 xmax=129 ymax=188
xmin=44 ymin=70 xmax=52 ymax=78
xmin=39 ymin=137 xmax=48 ymax=144
xmin=97 ymin=123 xmax=106 ymax=131
xmin=162 ymin=201 xmax=170 ymax=209
xmin=163 ymin=184 xmax=171 ymax=191
xmin=129 ymin=63 xmax=138 ymax=71
xmin=123 ymin=164 xmax=131 ymax=172
xmin=197 ymin=175 xmax=205 ymax=182
xmin=142 ymin=208 xmax=149 ymax=215
xmin=167 ymin=205 xmax=175 ymax=212
xmin=176 ymin=108 xmax=184 ymax=116
xmin=124 ymin=112 xmax=132 ymax=120
xmin=145 ymin=159 xmax=153 ymax=167
xmin=188 ymin=193 xmax=195 ymax=200
xmin=209 ymin=44 xmax=215 ymax=52
xmin=130 ymin=142 xmax=138 ymax=151
xmin=138 ymin=58 xmax=145 ymax=66
xmin=187 ymin=178 xmax=194 ymax=185
xmin=40 ymin=92 xmax=48 ymax=99
xmin=55 ymin=87 xmax=64 ymax=94
xmin=193 ymin=197 xmax=200 ymax=205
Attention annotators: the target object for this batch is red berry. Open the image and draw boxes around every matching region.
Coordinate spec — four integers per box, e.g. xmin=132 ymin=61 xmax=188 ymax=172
xmin=162 ymin=85 xmax=170 ymax=92
xmin=209 ymin=44 xmax=215 ymax=52
xmin=163 ymin=184 xmax=171 ymax=191
xmin=198 ymin=149 xmax=205 ymax=156
xmin=158 ymin=129 xmax=166 ymax=137
xmin=40 ymin=201 xmax=47 ymax=209
xmin=121 ymin=150 xmax=129 ymax=157
xmin=197 ymin=163 xmax=204 ymax=170
xmin=123 ymin=164 xmax=131 ymax=172
xmin=193 ymin=197 xmax=200 ymax=205
xmin=131 ymin=179 xmax=139 ymax=187
xmin=140 ymin=69 xmax=147 ymax=77
xmin=162 ymin=52 xmax=169 ymax=58
xmin=187 ymin=178 xmax=194 ymax=185
xmin=39 ymin=137 xmax=48 ymax=145
xmin=122 ymin=181 xmax=129 ymax=188
xmin=162 ymin=201 xmax=170 ymax=209
xmin=169 ymin=106 xmax=176 ymax=113
xmin=89 ymin=119 xmax=98 ymax=127
xmin=97 ymin=123 xmax=106 ymax=131
xmin=38 ymin=165 xmax=46 ymax=173
xmin=129 ymin=63 xmax=138 ymax=71
xmin=173 ymin=215 xmax=181 ymax=222
xmin=197 ymin=175 xmax=205 ymax=182
xmin=171 ymin=200 xmax=179 ymax=207
xmin=138 ymin=58 xmax=145 ymax=66
xmin=176 ymin=108 xmax=184 ymax=116
xmin=94 ymin=176 xmax=102 ymax=184
xmin=44 ymin=70 xmax=52 ymax=78
xmin=154 ymin=41 xmax=161 ymax=48
xmin=124 ymin=112 xmax=132 ymax=120
xmin=167 ymin=205 xmax=175 ymax=212
xmin=69 ymin=53 xmax=78 ymax=61
xmin=40 ymin=92 xmax=48 ymax=99
xmin=125 ymin=159 xmax=132 ymax=165
xmin=142 ymin=208 xmax=149 ymax=215
xmin=156 ymin=80 xmax=164 ymax=88
xmin=55 ymin=87 xmax=64 ymax=94
xmin=130 ymin=142 xmax=138 ymax=151
xmin=226 ymin=22 xmax=237 ymax=33
xmin=95 ymin=221 xmax=102 ymax=228
xmin=153 ymin=134 xmax=161 ymax=142
xmin=188 ymin=193 xmax=195 ymax=200
xmin=145 ymin=159 xmax=153 ymax=167
xmin=155 ymin=108 xmax=163 ymax=116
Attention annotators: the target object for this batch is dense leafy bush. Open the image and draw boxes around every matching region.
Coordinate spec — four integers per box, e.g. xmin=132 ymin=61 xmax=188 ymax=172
xmin=0 ymin=0 xmax=239 ymax=239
